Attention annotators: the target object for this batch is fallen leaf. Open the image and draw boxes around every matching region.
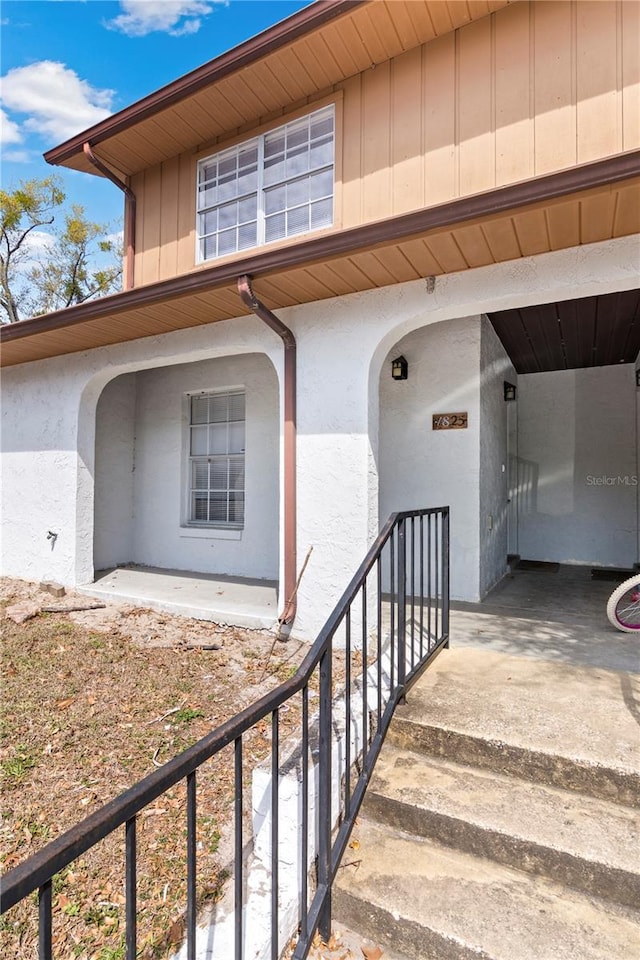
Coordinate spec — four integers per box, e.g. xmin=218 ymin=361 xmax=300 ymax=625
xmin=348 ymin=838 xmax=360 ymax=850
xmin=362 ymin=947 xmax=383 ymax=960
xmin=168 ymin=918 xmax=185 ymax=944
xmin=56 ymin=697 xmax=75 ymax=710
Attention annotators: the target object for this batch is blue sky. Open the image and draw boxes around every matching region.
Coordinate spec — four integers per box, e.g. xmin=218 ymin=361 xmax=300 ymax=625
xmin=1 ymin=0 xmax=313 ymax=231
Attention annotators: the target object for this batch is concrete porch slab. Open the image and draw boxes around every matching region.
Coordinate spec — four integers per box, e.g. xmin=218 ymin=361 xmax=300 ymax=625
xmin=78 ymin=565 xmax=279 ymax=630
xmin=450 ymin=564 xmax=640 ymax=673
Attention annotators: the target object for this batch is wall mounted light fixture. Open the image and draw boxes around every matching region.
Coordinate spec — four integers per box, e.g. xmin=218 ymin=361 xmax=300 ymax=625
xmin=503 ymin=381 xmax=517 ymax=401
xmin=392 ymin=356 xmax=408 ymax=380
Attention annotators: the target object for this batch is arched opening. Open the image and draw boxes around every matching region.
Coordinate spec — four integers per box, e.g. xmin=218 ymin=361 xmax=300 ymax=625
xmin=376 ymin=315 xmax=515 ymax=602
xmin=90 ymin=352 xmax=281 ymax=623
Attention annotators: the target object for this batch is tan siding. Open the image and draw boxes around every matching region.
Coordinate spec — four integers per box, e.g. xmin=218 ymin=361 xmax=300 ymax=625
xmin=176 ymin=152 xmax=196 ymax=275
xmin=139 ymin=166 xmax=162 ymax=285
xmin=423 ymin=32 xmax=457 ymax=204
xmin=340 ymin=74 xmax=363 ymax=228
xmin=533 ymin=1 xmax=576 ymax=174
xmin=362 ymin=59 xmax=392 ymax=223
xmin=494 ymin=1 xmax=533 ymax=184
xmin=576 ymin=1 xmax=620 ymax=163
xmin=458 ymin=15 xmax=495 ymax=194
xmin=622 ymin=0 xmax=640 ymax=150
xmin=132 ymin=0 xmax=639 ymax=286
xmin=391 ymin=46 xmax=424 ymax=214
xmin=159 ymin=156 xmax=180 ymax=279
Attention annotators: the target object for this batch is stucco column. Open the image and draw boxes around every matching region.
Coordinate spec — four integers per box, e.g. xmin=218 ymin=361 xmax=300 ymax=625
xmin=288 ymin=300 xmax=380 ymax=641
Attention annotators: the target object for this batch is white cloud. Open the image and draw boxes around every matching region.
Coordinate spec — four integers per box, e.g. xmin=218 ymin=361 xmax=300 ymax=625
xmin=0 ymin=61 xmax=115 ymax=144
xmin=105 ymin=229 xmax=125 ymax=246
xmin=23 ymin=230 xmax=56 ymax=260
xmin=0 ymin=108 xmax=23 ymax=145
xmin=106 ymin=1 xmax=224 ymax=38
xmin=2 ymin=149 xmax=31 ymax=164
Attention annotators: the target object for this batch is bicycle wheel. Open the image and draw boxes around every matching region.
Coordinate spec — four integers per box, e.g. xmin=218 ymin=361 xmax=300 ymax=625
xmin=606 ymin=574 xmax=640 ymax=632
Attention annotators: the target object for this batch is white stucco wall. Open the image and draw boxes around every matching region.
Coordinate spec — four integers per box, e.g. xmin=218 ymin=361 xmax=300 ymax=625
xmin=0 ymin=316 xmax=283 ymax=589
xmin=1 ymin=236 xmax=638 ymax=638
xmin=130 ymin=354 xmax=279 ymax=579
xmin=378 ymin=317 xmax=483 ymax=600
xmin=479 ymin=318 xmax=517 ymax=595
xmin=516 ymin=364 xmax=639 ymax=567
xmin=94 ymin=373 xmax=136 ymax=568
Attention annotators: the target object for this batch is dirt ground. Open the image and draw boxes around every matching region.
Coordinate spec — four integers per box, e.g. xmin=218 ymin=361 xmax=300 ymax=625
xmin=1 ymin=578 xmax=383 ymax=960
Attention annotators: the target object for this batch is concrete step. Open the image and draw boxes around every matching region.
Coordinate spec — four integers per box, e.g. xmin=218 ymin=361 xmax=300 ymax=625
xmin=364 ymin=746 xmax=640 ymax=908
xmin=388 ymin=649 xmax=640 ymax=807
xmin=334 ymin=819 xmax=640 ymax=960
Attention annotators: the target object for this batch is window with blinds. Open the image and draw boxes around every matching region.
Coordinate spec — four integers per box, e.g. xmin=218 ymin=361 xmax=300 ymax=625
xmin=196 ymin=105 xmax=334 ymax=262
xmin=188 ymin=391 xmax=245 ymax=527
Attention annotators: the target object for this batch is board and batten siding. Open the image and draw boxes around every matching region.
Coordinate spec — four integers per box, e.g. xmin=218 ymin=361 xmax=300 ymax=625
xmin=131 ymin=0 xmax=640 ymax=286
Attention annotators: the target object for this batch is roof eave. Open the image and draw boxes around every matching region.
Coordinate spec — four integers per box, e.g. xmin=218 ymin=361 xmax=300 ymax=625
xmin=44 ymin=0 xmax=365 ymax=168
xmin=5 ymin=148 xmax=640 ymax=345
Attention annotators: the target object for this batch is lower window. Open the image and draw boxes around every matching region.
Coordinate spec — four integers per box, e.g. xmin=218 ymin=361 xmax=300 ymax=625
xmin=188 ymin=390 xmax=245 ymax=527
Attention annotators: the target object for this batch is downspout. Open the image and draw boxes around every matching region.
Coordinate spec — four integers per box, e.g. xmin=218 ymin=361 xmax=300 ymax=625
xmin=237 ymin=275 xmax=297 ymax=625
xmin=83 ymin=142 xmax=136 ymax=290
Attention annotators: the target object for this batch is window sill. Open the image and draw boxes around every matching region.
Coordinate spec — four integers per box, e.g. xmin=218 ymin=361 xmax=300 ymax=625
xmin=180 ymin=527 xmax=243 ymax=541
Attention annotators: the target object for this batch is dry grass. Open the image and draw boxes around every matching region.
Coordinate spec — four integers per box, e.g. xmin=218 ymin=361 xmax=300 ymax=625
xmin=0 ymin=579 xmax=310 ymax=960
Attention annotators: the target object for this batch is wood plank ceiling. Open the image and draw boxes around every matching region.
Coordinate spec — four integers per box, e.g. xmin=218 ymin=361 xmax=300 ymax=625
xmin=488 ymin=289 xmax=640 ymax=373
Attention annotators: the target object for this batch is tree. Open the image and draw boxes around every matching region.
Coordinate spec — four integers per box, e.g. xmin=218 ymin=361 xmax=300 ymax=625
xmin=0 ymin=177 xmax=122 ymax=323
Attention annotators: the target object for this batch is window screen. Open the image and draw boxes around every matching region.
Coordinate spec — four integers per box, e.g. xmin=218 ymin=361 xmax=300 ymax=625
xmin=188 ymin=391 xmax=245 ymax=526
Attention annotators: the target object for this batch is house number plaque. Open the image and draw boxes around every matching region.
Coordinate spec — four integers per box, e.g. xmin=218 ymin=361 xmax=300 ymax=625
xmin=432 ymin=412 xmax=468 ymax=430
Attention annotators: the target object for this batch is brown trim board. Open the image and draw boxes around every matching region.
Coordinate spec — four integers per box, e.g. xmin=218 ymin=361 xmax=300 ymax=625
xmin=3 ymin=149 xmax=639 ymax=347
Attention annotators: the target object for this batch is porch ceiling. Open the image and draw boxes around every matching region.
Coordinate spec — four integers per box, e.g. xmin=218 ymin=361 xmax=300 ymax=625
xmin=46 ymin=0 xmax=512 ymax=178
xmin=488 ymin=289 xmax=640 ymax=374
xmin=1 ymin=159 xmax=639 ymax=368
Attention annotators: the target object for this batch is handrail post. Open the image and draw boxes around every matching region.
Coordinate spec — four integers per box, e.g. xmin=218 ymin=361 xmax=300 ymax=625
xmin=317 ymin=641 xmax=332 ymax=941
xmin=397 ymin=518 xmax=407 ymax=699
xmin=442 ymin=509 xmax=450 ymax=646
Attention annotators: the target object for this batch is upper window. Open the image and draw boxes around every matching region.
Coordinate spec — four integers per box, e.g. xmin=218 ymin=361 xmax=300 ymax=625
xmin=196 ymin=105 xmax=334 ymax=262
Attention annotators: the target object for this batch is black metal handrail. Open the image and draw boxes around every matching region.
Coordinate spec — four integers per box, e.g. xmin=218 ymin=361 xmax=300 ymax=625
xmin=1 ymin=507 xmax=450 ymax=960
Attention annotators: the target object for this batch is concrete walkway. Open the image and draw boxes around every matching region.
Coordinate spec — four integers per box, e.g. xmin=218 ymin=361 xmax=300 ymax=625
xmin=450 ymin=564 xmax=639 ymax=674
xmin=78 ymin=565 xmax=279 ymax=630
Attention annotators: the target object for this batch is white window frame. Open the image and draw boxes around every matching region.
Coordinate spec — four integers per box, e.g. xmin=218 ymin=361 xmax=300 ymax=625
xmin=186 ymin=389 xmax=245 ymax=529
xmin=196 ymin=105 xmax=335 ymax=263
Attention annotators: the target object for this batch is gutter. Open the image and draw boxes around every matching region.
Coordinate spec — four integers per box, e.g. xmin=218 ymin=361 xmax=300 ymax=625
xmin=237 ymin=276 xmax=297 ymax=626
xmin=3 ymin=149 xmax=640 ymax=345
xmin=83 ymin=143 xmax=136 ymax=290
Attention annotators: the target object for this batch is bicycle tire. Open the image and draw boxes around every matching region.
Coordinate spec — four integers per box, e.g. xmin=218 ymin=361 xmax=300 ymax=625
xmin=606 ymin=573 xmax=640 ymax=632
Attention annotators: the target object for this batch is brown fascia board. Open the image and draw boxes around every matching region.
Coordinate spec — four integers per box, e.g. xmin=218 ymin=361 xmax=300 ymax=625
xmin=44 ymin=0 xmax=366 ymax=167
xmin=3 ymin=149 xmax=639 ymax=345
